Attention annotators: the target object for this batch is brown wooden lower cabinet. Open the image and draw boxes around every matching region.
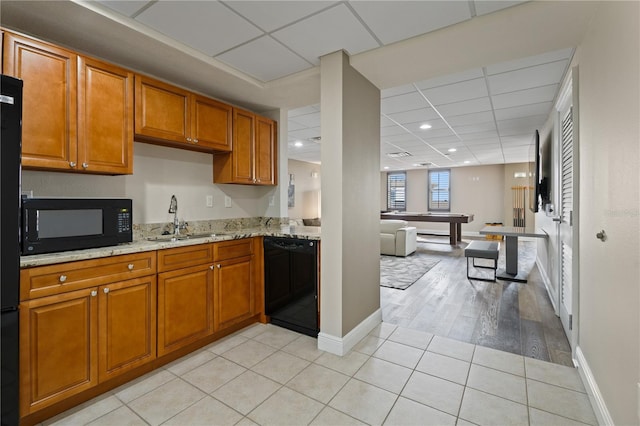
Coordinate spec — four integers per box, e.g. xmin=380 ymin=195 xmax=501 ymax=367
xmin=157 ymin=264 xmax=214 ymax=356
xmin=20 ymin=287 xmax=98 ymax=416
xmin=19 ymin=276 xmax=158 ymax=417
xmin=19 ymin=239 xmax=265 ymax=424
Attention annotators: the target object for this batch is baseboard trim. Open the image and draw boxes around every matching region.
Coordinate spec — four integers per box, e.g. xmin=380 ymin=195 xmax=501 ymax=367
xmin=318 ymin=309 xmax=382 ymax=356
xmin=536 ymin=257 xmax=558 ymax=314
xmin=575 ymin=345 xmax=614 ymax=426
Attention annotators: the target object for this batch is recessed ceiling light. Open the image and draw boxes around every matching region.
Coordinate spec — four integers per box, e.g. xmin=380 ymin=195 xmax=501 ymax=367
xmin=448 ymin=148 xmax=457 ymax=152
xmin=419 ymin=123 xmax=432 ymax=130
xmin=464 ymin=160 xmax=470 ymax=164
xmin=294 ymin=141 xmax=303 ymax=147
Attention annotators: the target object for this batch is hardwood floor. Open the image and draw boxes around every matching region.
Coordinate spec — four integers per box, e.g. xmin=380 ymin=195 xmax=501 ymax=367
xmin=380 ymin=236 xmax=573 ymax=367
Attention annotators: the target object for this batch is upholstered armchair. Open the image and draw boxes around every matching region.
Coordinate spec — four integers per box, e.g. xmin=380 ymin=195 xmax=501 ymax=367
xmin=380 ymin=220 xmax=417 ymax=257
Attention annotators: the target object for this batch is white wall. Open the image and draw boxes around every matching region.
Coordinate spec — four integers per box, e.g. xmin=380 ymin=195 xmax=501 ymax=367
xmin=22 ymin=142 xmax=280 ymax=225
xmin=320 ymin=50 xmax=380 ymax=346
xmin=287 ymin=159 xmax=321 ymax=220
xmin=573 ymin=2 xmax=639 ymax=424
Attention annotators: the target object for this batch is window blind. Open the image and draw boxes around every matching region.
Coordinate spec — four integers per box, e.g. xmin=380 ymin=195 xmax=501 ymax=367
xmin=428 ymin=169 xmax=450 ymax=211
xmin=387 ymin=172 xmax=406 ymax=211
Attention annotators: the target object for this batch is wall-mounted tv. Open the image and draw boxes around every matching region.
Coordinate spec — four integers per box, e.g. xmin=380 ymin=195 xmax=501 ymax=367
xmin=529 ymin=130 xmax=541 ymax=213
xmin=529 ymin=129 xmax=550 ymax=213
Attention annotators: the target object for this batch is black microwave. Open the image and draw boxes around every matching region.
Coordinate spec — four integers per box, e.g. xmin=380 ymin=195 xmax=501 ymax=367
xmin=21 ymin=198 xmax=133 ymax=255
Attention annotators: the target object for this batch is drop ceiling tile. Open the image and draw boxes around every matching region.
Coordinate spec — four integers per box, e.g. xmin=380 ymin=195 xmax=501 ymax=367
xmin=272 ymin=3 xmax=379 ymax=65
xmin=473 ymin=1 xmax=528 ymax=16
xmin=437 ymin=97 xmax=492 ymax=117
xmin=288 ymin=111 xmax=321 ymax=128
xmin=381 ymin=92 xmax=428 ymax=115
xmin=455 ymin=122 xmax=498 ymax=136
xmin=381 ymin=84 xmax=416 ymax=99
xmin=289 ymin=127 xmax=321 ymax=140
xmin=384 ymin=133 xmax=422 ymax=144
xmin=460 ymin=130 xmax=499 ymax=141
xmin=385 ymin=108 xmax=439 ymax=125
xmin=217 ymin=36 xmax=311 ymax=81
xmin=288 ymin=105 xmax=319 ymax=118
xmin=497 ymin=115 xmax=546 ymax=132
xmin=422 ymin=78 xmax=489 ymax=105
xmin=501 ymin=135 xmax=531 ymax=146
xmin=494 ymin=102 xmax=552 ymax=121
xmin=446 ymin=111 xmax=495 ymax=126
xmin=423 ymin=135 xmax=462 ymax=145
xmin=96 ymin=0 xmax=150 ymax=17
xmin=288 ymin=121 xmax=308 ymax=132
xmin=348 ymin=1 xmax=472 ymax=45
xmin=381 ymin=126 xmax=409 ymax=137
xmin=421 ymin=127 xmax=456 ymax=139
xmin=491 ymin=84 xmax=558 ymax=109
xmin=488 ymin=60 xmax=569 ymax=95
xmin=416 ymin=68 xmax=484 ymax=90
xmin=486 ymin=48 xmax=574 ymax=75
xmin=136 ymin=1 xmax=263 ymax=56
xmin=224 ymin=1 xmax=336 ymax=32
xmin=380 ymin=116 xmax=399 ymax=128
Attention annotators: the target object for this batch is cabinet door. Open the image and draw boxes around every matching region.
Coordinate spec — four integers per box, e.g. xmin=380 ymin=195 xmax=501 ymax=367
xmin=232 ymin=108 xmax=255 ymax=183
xmin=78 ymin=57 xmax=133 ymax=174
xmin=3 ymin=32 xmax=78 ymax=170
xmin=134 ymin=76 xmax=190 ymax=144
xmin=157 ymin=265 xmax=214 ymax=356
xmin=20 ymin=288 xmax=98 ymax=416
xmin=192 ymin=95 xmax=232 ymax=151
xmin=255 ymin=116 xmax=277 ymax=185
xmin=215 ymin=255 xmax=254 ymax=331
xmin=98 ymin=277 xmax=156 ymax=382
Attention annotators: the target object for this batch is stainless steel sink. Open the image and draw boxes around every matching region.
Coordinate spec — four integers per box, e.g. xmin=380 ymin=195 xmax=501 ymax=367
xmin=147 ymin=232 xmax=231 ymax=242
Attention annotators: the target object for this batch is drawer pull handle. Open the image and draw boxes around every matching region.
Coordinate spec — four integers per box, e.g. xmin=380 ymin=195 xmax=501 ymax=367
xmin=59 ymin=275 xmax=67 ymax=283
xmin=127 ymin=264 xmax=134 ymax=270
xmin=91 ymin=290 xmax=97 ymax=297
xmin=103 ymin=288 xmax=110 ymax=294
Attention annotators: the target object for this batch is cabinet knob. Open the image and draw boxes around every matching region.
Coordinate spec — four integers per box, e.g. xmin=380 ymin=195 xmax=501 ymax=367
xmin=127 ymin=263 xmax=134 ymax=270
xmin=91 ymin=290 xmax=97 ymax=297
xmin=69 ymin=162 xmax=76 ymax=168
xmin=209 ymin=265 xmax=214 ymax=270
xmin=193 ymin=139 xmax=198 ymax=144
xmin=186 ymin=137 xmax=192 ymax=142
xmin=82 ymin=162 xmax=89 ymax=169
xmin=103 ymin=288 xmax=110 ymax=294
xmin=59 ymin=275 xmax=67 ymax=283
xmin=217 ymin=264 xmax=221 ymax=269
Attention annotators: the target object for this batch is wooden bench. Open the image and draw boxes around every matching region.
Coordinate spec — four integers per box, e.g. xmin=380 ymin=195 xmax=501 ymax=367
xmin=464 ymin=240 xmax=500 ymax=282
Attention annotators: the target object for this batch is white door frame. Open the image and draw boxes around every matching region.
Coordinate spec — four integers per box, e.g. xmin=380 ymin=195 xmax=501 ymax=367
xmin=555 ymin=66 xmax=580 ymax=357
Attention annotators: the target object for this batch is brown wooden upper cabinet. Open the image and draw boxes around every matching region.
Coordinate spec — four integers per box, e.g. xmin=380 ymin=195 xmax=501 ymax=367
xmin=213 ymin=108 xmax=277 ymax=185
xmin=134 ymin=75 xmax=232 ymax=152
xmin=2 ymin=31 xmax=133 ymax=174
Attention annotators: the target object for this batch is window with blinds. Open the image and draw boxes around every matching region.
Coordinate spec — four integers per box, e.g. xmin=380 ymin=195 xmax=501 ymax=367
xmin=387 ymin=172 xmax=406 ymax=211
xmin=428 ymin=169 xmax=450 ymax=211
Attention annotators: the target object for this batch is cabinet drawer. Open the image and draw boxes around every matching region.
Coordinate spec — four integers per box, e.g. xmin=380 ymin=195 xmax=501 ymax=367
xmin=157 ymin=243 xmax=214 ymax=272
xmin=214 ymin=238 xmax=253 ymax=261
xmin=20 ymin=252 xmax=156 ymax=301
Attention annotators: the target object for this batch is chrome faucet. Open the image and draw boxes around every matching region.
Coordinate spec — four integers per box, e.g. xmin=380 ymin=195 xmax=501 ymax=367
xmin=168 ymin=195 xmax=179 ymax=236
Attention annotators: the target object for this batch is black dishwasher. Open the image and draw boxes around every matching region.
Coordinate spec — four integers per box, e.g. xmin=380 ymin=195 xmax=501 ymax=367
xmin=264 ymin=237 xmax=318 ymax=337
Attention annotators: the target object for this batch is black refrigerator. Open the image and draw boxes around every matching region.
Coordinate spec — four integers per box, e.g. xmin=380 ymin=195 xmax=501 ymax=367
xmin=1 ymin=75 xmax=23 ymax=426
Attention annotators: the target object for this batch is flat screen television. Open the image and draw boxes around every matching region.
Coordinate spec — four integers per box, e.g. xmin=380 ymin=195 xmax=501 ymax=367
xmin=529 ymin=130 xmax=541 ymax=213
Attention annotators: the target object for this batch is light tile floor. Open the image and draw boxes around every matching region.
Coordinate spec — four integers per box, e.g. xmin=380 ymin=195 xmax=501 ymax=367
xmin=43 ymin=323 xmax=597 ymax=426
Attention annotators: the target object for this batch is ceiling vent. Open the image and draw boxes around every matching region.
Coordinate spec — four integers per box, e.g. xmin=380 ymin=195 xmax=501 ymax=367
xmin=386 ymin=152 xmax=412 ymax=158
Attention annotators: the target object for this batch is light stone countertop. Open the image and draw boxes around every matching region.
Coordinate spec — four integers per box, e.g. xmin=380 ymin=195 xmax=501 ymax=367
xmin=20 ymin=225 xmax=321 ymax=268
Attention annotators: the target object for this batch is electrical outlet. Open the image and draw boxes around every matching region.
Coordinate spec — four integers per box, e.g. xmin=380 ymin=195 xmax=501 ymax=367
xmin=224 ymin=195 xmax=232 ymax=208
xmin=206 ymin=195 xmax=213 ymax=207
xmin=269 ymin=196 xmax=275 ymax=206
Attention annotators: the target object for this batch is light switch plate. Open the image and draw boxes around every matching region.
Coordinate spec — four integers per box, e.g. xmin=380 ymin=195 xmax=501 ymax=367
xmin=206 ymin=195 xmax=213 ymax=207
xmin=224 ymin=196 xmax=232 ymax=208
xmin=269 ymin=196 xmax=275 ymax=206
